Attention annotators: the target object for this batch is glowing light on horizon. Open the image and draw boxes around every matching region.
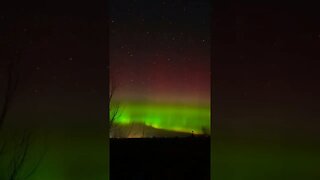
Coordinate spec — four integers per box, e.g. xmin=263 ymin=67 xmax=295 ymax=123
xmin=112 ymin=101 xmax=210 ymax=134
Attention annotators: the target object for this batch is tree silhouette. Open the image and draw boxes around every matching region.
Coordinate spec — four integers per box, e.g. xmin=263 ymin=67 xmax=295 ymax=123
xmin=109 ymin=78 xmax=135 ymax=138
xmin=0 ymin=56 xmax=21 ymax=130
xmin=109 ymin=78 xmax=119 ymax=130
xmin=109 ymin=77 xmax=123 ymax=137
xmin=0 ymin=57 xmax=42 ymax=180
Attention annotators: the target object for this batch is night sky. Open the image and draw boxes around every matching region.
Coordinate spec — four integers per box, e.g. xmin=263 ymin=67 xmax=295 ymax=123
xmin=1 ymin=1 xmax=319 ymax=179
xmin=1 ymin=2 xmax=109 ymax=179
xmin=110 ymin=0 xmax=211 ymax=136
xmin=212 ymin=2 xmax=320 ymax=179
xmin=212 ymin=2 xmax=320 ymax=137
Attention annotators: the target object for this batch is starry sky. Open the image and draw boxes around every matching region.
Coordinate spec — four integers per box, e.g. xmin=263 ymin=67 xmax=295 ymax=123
xmin=110 ymin=0 xmax=211 ymax=136
xmin=1 ymin=1 xmax=320 ymax=179
xmin=212 ymin=2 xmax=320 ymax=179
xmin=212 ymin=2 xmax=320 ymax=137
xmin=0 ymin=2 xmax=109 ymax=179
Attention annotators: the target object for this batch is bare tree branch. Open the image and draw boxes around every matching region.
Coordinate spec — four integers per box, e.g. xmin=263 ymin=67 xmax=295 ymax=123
xmin=109 ymin=76 xmax=122 ymax=137
xmin=8 ymin=132 xmax=31 ymax=180
xmin=0 ymin=54 xmax=21 ymax=130
xmin=109 ymin=76 xmax=137 ymax=138
xmin=0 ymin=53 xmax=42 ymax=180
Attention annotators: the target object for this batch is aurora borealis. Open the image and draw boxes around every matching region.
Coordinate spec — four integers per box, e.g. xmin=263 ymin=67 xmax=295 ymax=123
xmin=113 ymin=101 xmax=210 ymax=134
xmin=110 ymin=0 xmax=211 ymax=137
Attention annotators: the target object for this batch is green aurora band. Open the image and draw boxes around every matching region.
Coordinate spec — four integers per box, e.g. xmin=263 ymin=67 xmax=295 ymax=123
xmin=113 ymin=101 xmax=210 ymax=134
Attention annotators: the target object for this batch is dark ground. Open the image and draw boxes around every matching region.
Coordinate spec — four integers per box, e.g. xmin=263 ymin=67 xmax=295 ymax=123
xmin=110 ymin=137 xmax=210 ymax=180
